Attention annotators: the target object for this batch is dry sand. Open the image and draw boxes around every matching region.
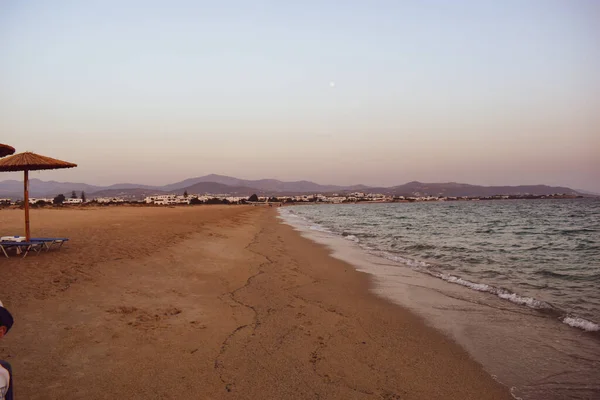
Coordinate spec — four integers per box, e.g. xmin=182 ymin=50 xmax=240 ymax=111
xmin=0 ymin=206 xmax=510 ymax=399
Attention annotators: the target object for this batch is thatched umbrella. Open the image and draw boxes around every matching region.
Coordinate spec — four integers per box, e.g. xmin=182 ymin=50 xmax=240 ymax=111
xmin=0 ymin=144 xmax=15 ymax=158
xmin=0 ymin=152 xmax=77 ymax=241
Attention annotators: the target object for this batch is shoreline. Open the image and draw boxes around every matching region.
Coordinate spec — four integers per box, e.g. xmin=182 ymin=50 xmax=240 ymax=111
xmin=1 ymin=206 xmax=510 ymax=399
xmin=278 ymin=205 xmax=600 ymax=399
xmin=279 ymin=205 xmax=600 ymax=333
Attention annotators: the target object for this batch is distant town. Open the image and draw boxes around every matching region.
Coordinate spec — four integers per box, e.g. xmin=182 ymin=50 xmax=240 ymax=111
xmin=0 ymin=190 xmax=584 ymax=207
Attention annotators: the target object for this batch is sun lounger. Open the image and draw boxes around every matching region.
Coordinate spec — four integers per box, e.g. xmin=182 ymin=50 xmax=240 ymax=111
xmin=30 ymin=238 xmax=69 ymax=252
xmin=0 ymin=241 xmax=44 ymax=258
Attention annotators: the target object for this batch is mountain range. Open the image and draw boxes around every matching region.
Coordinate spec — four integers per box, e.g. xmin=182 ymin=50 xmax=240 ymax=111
xmin=0 ymin=174 xmax=588 ymax=200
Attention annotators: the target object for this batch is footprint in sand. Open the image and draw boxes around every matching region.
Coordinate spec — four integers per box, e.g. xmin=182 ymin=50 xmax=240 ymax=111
xmin=106 ymin=306 xmax=182 ymax=330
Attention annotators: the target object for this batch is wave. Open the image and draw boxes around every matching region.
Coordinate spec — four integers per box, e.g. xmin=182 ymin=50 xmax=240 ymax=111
xmin=537 ymin=270 xmax=572 ymax=279
xmin=562 ymin=316 xmax=600 ymax=332
xmin=439 ymin=274 xmax=495 ymax=293
xmin=513 ymin=231 xmax=543 ymax=236
xmin=342 ymin=233 xmax=360 ymax=243
xmin=355 ymin=233 xmax=379 ymax=238
xmin=379 ymin=252 xmax=430 ymax=268
xmin=413 ymin=267 xmax=600 ymax=331
xmin=374 ymin=251 xmax=599 ymax=332
xmin=433 ymin=273 xmax=551 ymax=309
xmin=537 ymin=269 xmax=600 ymax=282
xmin=560 ymin=228 xmax=597 ymax=234
xmin=309 ymin=225 xmax=332 ymax=233
xmin=419 ymin=268 xmax=600 ymax=331
xmin=405 ymin=243 xmax=436 ymax=251
xmin=278 ymin=209 xmax=306 ymax=221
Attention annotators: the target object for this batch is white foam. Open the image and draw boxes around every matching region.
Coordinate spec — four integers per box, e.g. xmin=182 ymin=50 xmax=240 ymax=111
xmin=381 ymin=252 xmax=430 ymax=268
xmin=497 ymin=293 xmax=548 ymax=309
xmin=344 ymin=234 xmax=360 ymax=243
xmin=309 ymin=225 xmax=331 ymax=233
xmin=562 ymin=316 xmax=600 ymax=332
xmin=278 ymin=209 xmax=302 ymax=220
xmin=434 ymin=273 xmax=550 ymax=309
xmin=509 ymin=387 xmax=524 ymax=400
xmin=278 ymin=209 xmax=312 ymax=230
xmin=440 ymin=274 xmax=492 ymax=292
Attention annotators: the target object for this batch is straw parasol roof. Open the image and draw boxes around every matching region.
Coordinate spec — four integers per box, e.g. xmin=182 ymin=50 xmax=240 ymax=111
xmin=0 ymin=151 xmax=77 ymax=241
xmin=0 ymin=143 xmax=15 ymax=158
xmin=0 ymin=152 xmax=77 ymax=172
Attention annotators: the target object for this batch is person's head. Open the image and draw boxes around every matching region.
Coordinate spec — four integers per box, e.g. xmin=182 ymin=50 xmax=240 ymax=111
xmin=0 ymin=301 xmax=13 ymax=339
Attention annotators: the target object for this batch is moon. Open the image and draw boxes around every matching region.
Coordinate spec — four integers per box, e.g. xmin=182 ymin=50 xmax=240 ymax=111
xmin=329 ymin=81 xmax=335 ymax=88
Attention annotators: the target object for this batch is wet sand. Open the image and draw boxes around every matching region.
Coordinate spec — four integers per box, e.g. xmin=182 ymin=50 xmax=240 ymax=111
xmin=0 ymin=206 xmax=510 ymax=399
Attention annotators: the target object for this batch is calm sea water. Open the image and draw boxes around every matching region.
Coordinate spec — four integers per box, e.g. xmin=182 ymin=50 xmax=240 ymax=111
xmin=281 ymin=199 xmax=600 ymax=330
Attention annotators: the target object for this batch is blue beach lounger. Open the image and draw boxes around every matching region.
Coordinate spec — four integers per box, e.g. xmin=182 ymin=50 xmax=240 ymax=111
xmin=30 ymin=238 xmax=69 ymax=252
xmin=0 ymin=241 xmax=44 ymax=258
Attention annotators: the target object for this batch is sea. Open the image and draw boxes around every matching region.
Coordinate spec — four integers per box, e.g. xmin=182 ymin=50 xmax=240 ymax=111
xmin=278 ymin=199 xmax=600 ymax=400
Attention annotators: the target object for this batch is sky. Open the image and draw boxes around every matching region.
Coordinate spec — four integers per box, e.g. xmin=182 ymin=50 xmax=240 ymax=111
xmin=1 ymin=0 xmax=599 ymax=190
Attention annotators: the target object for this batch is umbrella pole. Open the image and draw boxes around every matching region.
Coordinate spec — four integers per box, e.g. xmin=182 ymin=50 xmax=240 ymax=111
xmin=24 ymin=169 xmax=30 ymax=241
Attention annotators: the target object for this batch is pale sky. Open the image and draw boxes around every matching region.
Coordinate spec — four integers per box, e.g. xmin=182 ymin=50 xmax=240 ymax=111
xmin=1 ymin=0 xmax=599 ymax=190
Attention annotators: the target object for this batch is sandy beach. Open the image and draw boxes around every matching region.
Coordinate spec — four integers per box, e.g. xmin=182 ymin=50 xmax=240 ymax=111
xmin=0 ymin=206 xmax=510 ymax=399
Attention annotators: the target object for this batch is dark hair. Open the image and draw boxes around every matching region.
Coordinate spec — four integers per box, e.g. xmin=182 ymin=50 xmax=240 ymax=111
xmin=0 ymin=306 xmax=13 ymax=333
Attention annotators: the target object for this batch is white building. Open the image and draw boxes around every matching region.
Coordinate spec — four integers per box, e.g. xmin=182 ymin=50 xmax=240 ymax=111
xmin=327 ymin=196 xmax=347 ymax=204
xmin=143 ymin=193 xmax=250 ymax=205
xmin=225 ymin=196 xmax=246 ymax=203
xmin=349 ymin=192 xmax=366 ymax=198
xmin=64 ymin=198 xmax=83 ymax=204
xmin=94 ymin=197 xmax=126 ymax=203
xmin=144 ymin=194 xmax=198 ymax=205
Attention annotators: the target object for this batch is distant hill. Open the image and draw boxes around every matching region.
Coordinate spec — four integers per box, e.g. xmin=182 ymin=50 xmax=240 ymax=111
xmin=0 ymin=175 xmax=588 ymax=200
xmin=576 ymin=189 xmax=600 ymax=196
xmin=103 ymin=183 xmax=162 ymax=191
xmin=0 ymin=178 xmax=102 ymax=198
xmin=162 ymin=174 xmax=369 ymax=193
xmin=173 ymin=182 xmax=263 ymax=196
xmin=86 ymin=188 xmax=166 ymax=199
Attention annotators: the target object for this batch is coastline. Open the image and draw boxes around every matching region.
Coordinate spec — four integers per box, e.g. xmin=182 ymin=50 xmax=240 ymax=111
xmin=278 ymin=202 xmax=600 ymax=331
xmin=278 ymin=205 xmax=600 ymax=399
xmin=0 ymin=206 xmax=510 ymax=399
